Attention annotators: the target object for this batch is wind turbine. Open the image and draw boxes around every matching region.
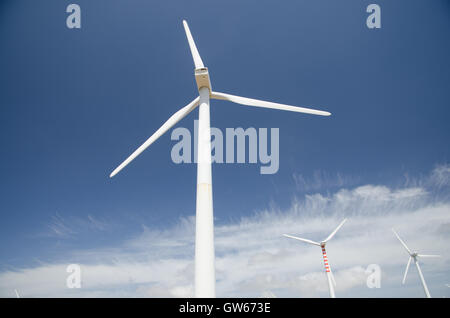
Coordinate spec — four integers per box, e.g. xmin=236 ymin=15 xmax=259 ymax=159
xmin=110 ymin=20 xmax=331 ymax=298
xmin=283 ymin=219 xmax=347 ymax=298
xmin=392 ymin=228 xmax=441 ymax=298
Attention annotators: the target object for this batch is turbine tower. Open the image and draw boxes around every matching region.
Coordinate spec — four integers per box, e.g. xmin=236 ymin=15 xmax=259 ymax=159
xmin=392 ymin=228 xmax=441 ymax=298
xmin=110 ymin=20 xmax=331 ymax=298
xmin=283 ymin=219 xmax=347 ymax=298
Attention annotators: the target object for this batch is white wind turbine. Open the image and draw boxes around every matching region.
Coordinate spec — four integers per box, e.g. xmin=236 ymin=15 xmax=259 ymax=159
xmin=283 ymin=219 xmax=347 ymax=298
xmin=110 ymin=20 xmax=331 ymax=298
xmin=392 ymin=228 xmax=441 ymax=298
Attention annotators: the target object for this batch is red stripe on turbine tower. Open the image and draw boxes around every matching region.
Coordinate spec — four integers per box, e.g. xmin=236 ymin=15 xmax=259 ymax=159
xmin=322 ymin=247 xmax=331 ymax=272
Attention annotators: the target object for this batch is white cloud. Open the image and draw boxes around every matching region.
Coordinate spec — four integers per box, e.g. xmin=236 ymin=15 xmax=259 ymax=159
xmin=430 ymin=164 xmax=450 ymax=189
xmin=1 ymin=166 xmax=449 ymax=298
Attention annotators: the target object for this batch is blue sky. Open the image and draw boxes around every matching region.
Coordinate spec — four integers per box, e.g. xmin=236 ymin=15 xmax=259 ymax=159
xmin=0 ymin=1 xmax=449 ymax=297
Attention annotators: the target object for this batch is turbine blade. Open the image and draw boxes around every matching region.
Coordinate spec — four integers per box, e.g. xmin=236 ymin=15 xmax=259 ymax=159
xmin=417 ymin=254 xmax=441 ymax=258
xmin=392 ymin=228 xmax=412 ymax=255
xmin=329 ymin=269 xmax=337 ymax=287
xmin=403 ymin=256 xmax=412 ymax=284
xmin=210 ymin=91 xmax=331 ymax=116
xmin=110 ymin=97 xmax=200 ymax=178
xmin=283 ymin=234 xmax=320 ymax=246
xmin=182 ymin=20 xmax=204 ymax=69
xmin=323 ymin=219 xmax=347 ymax=243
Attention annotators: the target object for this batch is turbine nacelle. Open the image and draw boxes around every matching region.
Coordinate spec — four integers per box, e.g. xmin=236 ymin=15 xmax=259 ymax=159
xmin=195 ymin=67 xmax=212 ymax=92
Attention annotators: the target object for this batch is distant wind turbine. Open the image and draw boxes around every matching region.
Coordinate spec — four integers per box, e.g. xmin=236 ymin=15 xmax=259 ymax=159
xmin=283 ymin=219 xmax=347 ymax=298
xmin=110 ymin=20 xmax=331 ymax=298
xmin=392 ymin=228 xmax=441 ymax=298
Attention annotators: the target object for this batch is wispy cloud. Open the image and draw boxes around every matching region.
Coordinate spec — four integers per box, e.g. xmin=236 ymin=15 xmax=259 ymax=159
xmin=293 ymin=170 xmax=360 ymax=193
xmin=1 ymin=165 xmax=449 ymax=298
xmin=47 ymin=213 xmax=77 ymax=239
xmin=44 ymin=213 xmax=110 ymax=239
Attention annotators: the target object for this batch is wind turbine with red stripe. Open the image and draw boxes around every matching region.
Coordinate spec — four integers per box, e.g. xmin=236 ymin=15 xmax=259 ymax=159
xmin=283 ymin=219 xmax=347 ymax=298
xmin=392 ymin=228 xmax=441 ymax=298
